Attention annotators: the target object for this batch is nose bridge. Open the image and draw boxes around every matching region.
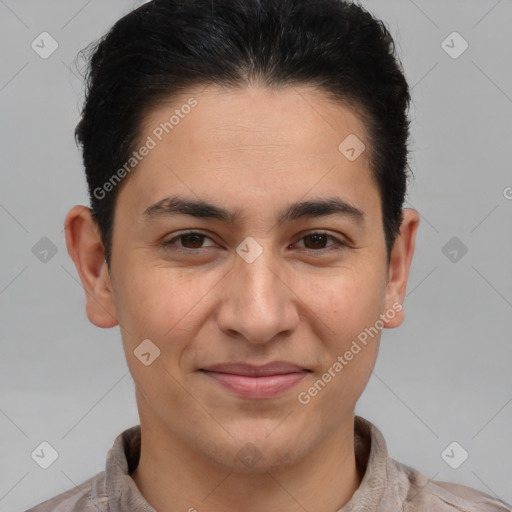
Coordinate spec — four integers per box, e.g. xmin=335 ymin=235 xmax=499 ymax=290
xmin=216 ymin=240 xmax=299 ymax=343
xmin=239 ymin=248 xmax=282 ymax=311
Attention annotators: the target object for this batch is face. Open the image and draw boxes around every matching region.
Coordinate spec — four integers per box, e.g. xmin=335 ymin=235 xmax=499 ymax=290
xmin=66 ymin=84 xmax=418 ymax=472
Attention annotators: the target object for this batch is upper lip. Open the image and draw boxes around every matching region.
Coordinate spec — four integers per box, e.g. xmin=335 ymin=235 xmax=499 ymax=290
xmin=200 ymin=361 xmax=311 ymax=376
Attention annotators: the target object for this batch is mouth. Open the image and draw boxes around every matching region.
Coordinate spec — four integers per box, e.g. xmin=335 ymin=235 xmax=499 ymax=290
xmin=198 ymin=361 xmax=312 ymax=399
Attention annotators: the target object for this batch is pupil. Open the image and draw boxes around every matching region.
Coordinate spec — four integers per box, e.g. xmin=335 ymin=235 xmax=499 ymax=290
xmin=305 ymin=234 xmax=326 ymax=249
xmin=183 ymin=234 xmax=203 ymax=248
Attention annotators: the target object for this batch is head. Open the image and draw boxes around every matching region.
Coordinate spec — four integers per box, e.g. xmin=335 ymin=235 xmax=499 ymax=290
xmin=66 ymin=0 xmax=419 ymax=473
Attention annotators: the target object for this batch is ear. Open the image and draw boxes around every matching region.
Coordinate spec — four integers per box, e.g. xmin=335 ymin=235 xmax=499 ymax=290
xmin=382 ymin=208 xmax=420 ymax=328
xmin=64 ymin=205 xmax=119 ymax=328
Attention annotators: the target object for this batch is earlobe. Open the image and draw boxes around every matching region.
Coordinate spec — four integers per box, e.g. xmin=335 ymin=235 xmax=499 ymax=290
xmin=382 ymin=208 xmax=420 ymax=329
xmin=64 ymin=205 xmax=119 ymax=328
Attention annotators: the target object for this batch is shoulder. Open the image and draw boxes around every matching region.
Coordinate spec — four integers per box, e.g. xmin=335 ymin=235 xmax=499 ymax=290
xmin=390 ymin=458 xmax=512 ymax=512
xmin=24 ymin=471 xmax=107 ymax=512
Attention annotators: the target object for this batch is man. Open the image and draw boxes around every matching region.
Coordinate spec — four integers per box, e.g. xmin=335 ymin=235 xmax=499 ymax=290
xmin=26 ymin=0 xmax=512 ymax=510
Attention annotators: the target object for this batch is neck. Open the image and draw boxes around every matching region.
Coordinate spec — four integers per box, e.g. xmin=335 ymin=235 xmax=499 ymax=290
xmin=131 ymin=411 xmax=362 ymax=512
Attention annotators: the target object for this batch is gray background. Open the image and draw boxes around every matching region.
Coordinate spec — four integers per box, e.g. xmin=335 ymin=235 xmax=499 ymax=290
xmin=1 ymin=0 xmax=511 ymax=510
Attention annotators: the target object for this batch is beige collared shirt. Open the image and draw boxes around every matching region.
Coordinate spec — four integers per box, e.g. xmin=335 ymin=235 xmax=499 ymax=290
xmin=25 ymin=415 xmax=512 ymax=511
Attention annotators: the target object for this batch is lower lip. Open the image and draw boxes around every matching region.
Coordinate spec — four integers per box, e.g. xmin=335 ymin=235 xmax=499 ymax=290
xmin=200 ymin=371 xmax=309 ymax=399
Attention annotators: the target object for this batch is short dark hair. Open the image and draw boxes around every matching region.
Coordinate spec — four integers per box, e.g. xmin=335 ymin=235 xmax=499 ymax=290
xmin=74 ymin=0 xmax=412 ymax=270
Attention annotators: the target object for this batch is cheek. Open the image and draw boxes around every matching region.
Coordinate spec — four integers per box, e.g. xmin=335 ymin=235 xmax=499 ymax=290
xmin=113 ymin=268 xmax=198 ymax=406
xmin=298 ymin=282 xmax=382 ymax=417
xmin=299 ymin=265 xmax=386 ymax=389
xmin=302 ymin=264 xmax=387 ymax=333
xmin=114 ymin=262 xmax=183 ymax=325
xmin=113 ymin=263 xmax=222 ymax=356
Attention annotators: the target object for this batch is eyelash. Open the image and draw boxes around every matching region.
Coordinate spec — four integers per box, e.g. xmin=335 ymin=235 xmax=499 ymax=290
xmin=162 ymin=230 xmax=347 ymax=254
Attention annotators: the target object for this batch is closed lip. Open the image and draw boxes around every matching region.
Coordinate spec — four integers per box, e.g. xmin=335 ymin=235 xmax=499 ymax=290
xmin=199 ymin=361 xmax=311 ymax=377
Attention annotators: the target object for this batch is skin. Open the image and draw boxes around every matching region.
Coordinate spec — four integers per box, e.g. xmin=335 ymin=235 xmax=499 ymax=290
xmin=65 ymin=84 xmax=419 ymax=512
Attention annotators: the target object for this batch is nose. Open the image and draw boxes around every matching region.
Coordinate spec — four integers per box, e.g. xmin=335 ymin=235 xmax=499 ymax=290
xmin=215 ymin=247 xmax=301 ymax=345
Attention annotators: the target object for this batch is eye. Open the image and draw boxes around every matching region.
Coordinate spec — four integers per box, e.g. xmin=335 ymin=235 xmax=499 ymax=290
xmin=162 ymin=231 xmax=217 ymax=251
xmin=293 ymin=231 xmax=347 ymax=252
xmin=161 ymin=230 xmax=347 ymax=254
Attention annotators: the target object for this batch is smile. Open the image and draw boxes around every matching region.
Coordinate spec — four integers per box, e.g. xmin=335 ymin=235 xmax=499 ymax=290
xmin=199 ymin=370 xmax=309 ymax=399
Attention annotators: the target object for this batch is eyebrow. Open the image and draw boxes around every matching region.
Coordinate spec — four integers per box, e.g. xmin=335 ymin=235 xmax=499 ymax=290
xmin=141 ymin=195 xmax=365 ymax=225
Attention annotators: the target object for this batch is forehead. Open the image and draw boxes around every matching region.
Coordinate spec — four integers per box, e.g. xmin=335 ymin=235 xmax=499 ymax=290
xmin=140 ymin=84 xmax=369 ymax=158
xmin=118 ymin=84 xmax=378 ymax=220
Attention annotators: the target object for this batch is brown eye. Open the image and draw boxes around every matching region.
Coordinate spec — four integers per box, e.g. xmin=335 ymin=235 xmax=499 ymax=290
xmin=303 ymin=233 xmax=329 ymax=250
xmin=163 ymin=231 xmax=216 ymax=251
xmin=294 ymin=232 xmax=346 ymax=253
xmin=179 ymin=233 xmax=206 ymax=249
